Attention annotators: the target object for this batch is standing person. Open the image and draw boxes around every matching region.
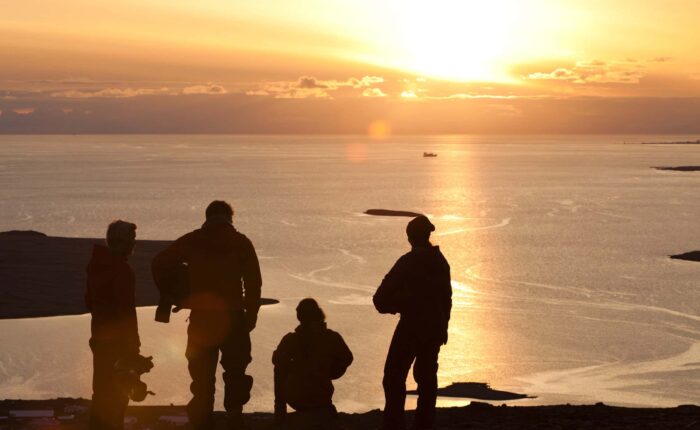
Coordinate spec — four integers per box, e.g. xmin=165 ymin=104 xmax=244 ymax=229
xmin=272 ymin=298 xmax=353 ymax=429
xmin=373 ymin=215 xmax=452 ymax=430
xmin=152 ymin=201 xmax=262 ymax=430
xmin=86 ymin=220 xmax=141 ymax=430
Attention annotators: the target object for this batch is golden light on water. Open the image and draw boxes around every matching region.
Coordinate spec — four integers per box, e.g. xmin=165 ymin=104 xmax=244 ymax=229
xmin=420 ymin=141 xmax=514 ymax=395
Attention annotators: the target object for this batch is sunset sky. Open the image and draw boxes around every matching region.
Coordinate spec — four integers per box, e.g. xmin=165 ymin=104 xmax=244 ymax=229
xmin=2 ymin=0 xmax=700 ymax=133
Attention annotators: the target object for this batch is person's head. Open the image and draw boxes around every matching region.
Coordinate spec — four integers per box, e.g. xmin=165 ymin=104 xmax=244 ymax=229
xmin=296 ymin=298 xmax=326 ymax=325
xmin=106 ymin=220 xmax=137 ymax=256
xmin=205 ymin=200 xmax=234 ymax=223
xmin=406 ymin=215 xmax=435 ymax=247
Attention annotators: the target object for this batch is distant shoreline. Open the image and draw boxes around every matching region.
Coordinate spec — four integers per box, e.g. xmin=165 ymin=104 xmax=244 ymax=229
xmin=0 ymin=231 xmax=277 ymax=320
xmin=653 ymin=166 xmax=700 ymax=171
xmin=631 ymin=139 xmax=700 ymax=145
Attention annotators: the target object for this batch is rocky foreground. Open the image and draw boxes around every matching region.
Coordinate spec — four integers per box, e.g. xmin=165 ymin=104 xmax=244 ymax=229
xmin=2 ymin=399 xmax=700 ymax=429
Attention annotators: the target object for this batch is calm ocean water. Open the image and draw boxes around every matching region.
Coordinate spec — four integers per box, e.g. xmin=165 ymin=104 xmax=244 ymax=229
xmin=0 ymin=135 xmax=698 ymax=411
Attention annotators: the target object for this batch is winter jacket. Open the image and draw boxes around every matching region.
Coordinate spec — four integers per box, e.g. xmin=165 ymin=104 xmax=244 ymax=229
xmin=273 ymin=322 xmax=353 ymax=410
xmin=373 ymin=245 xmax=452 ymax=343
xmin=151 ymin=219 xmax=262 ymax=315
xmin=85 ymin=245 xmax=140 ymax=353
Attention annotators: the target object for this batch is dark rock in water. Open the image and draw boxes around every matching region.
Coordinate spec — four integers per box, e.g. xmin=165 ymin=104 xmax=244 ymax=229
xmin=408 ymin=382 xmax=533 ymax=401
xmin=0 ymin=230 xmax=48 ymax=237
xmin=654 ymin=166 xmax=700 ymax=172
xmin=365 ymin=209 xmax=423 ymax=217
xmin=670 ymin=251 xmax=700 ymax=262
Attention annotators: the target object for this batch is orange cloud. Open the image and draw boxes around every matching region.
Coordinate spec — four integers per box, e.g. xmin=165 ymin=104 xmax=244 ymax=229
xmin=246 ymin=75 xmax=385 ymax=99
xmin=362 ymin=88 xmax=387 ymax=97
xmin=181 ymin=84 xmax=227 ymax=95
xmin=51 ymin=87 xmax=173 ymax=98
xmin=527 ymin=60 xmax=646 ymax=84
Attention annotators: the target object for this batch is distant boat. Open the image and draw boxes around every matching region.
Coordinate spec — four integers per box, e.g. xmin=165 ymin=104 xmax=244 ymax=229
xmin=423 ymin=152 xmax=438 ymax=157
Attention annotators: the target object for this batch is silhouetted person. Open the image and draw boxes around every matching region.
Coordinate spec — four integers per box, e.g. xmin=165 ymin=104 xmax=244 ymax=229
xmin=152 ymin=201 xmax=262 ymax=430
xmin=273 ymin=299 xmax=353 ymax=429
xmin=373 ymin=216 xmax=452 ymax=430
xmin=86 ymin=220 xmax=141 ymax=430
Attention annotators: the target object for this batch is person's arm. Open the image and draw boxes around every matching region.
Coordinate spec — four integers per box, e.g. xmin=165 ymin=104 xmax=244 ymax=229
xmin=115 ymin=265 xmax=140 ymax=355
xmin=440 ymin=258 xmax=452 ymax=345
xmin=330 ymin=332 xmax=354 ymax=380
xmin=373 ymin=257 xmax=406 ymax=314
xmin=151 ymin=236 xmax=190 ymax=297
xmin=241 ymin=236 xmax=262 ymax=331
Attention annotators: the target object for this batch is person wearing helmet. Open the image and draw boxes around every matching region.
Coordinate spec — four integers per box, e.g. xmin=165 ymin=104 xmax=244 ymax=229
xmin=373 ymin=215 xmax=452 ymax=430
xmin=86 ymin=220 xmax=143 ymax=430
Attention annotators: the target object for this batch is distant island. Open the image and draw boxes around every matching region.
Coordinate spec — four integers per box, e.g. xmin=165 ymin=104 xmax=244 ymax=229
xmin=670 ymin=251 xmax=700 ymax=262
xmin=653 ymin=166 xmax=700 ymax=172
xmin=0 ymin=231 xmax=278 ymax=319
xmin=634 ymin=139 xmax=700 ymax=145
xmin=364 ymin=209 xmax=423 ymax=217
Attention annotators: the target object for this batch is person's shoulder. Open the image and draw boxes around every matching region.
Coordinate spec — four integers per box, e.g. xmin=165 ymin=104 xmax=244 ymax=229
xmin=231 ymin=229 xmax=256 ymax=249
xmin=396 ymin=251 xmax=414 ymax=263
xmin=277 ymin=331 xmax=298 ymax=348
xmin=173 ymin=230 xmax=199 ymax=244
xmin=394 ymin=250 xmax=417 ymax=268
xmin=116 ymin=260 xmax=135 ymax=278
xmin=324 ymin=328 xmax=347 ymax=342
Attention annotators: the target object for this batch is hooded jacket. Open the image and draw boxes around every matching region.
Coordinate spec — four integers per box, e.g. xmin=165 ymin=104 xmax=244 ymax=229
xmin=373 ymin=245 xmax=452 ymax=343
xmin=272 ymin=322 xmax=353 ymax=410
xmin=151 ymin=219 xmax=262 ymax=314
xmin=85 ymin=245 xmax=140 ymax=353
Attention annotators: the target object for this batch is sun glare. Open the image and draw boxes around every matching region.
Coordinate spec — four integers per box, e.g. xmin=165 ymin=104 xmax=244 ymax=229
xmin=378 ymin=0 xmax=534 ymax=82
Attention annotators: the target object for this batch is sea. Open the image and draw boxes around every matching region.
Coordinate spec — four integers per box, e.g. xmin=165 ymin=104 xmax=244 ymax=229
xmin=0 ymin=134 xmax=698 ymax=411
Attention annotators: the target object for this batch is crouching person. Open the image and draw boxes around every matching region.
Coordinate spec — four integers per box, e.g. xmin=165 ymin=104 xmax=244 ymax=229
xmin=273 ymin=299 xmax=353 ymax=429
xmin=86 ymin=220 xmax=151 ymax=430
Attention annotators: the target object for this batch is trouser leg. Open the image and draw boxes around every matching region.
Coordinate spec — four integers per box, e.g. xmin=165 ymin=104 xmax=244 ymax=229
xmin=186 ymin=319 xmax=220 ymax=430
xmin=89 ymin=340 xmax=129 ymax=430
xmin=413 ymin=342 xmax=441 ymax=429
xmin=274 ymin=365 xmax=288 ymax=422
xmin=382 ymin=324 xmax=416 ymax=430
xmin=220 ymin=311 xmax=253 ymax=413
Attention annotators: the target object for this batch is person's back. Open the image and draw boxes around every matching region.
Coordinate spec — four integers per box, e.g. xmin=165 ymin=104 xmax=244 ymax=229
xmin=153 ymin=213 xmax=261 ymax=312
xmin=152 ymin=201 xmax=262 ymax=430
xmin=374 ymin=244 xmax=451 ymax=342
xmin=273 ymin=299 xmax=353 ymax=428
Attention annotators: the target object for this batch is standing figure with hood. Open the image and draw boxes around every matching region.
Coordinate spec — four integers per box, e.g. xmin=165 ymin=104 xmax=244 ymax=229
xmin=373 ymin=215 xmax=452 ymax=430
xmin=272 ymin=298 xmax=353 ymax=429
xmin=152 ymin=200 xmax=262 ymax=430
xmin=86 ymin=220 xmax=146 ymax=429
